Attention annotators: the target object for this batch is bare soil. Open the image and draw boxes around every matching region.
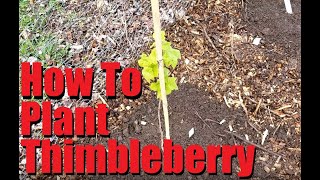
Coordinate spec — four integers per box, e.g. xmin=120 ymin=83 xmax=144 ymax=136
xmin=63 ymin=84 xmax=275 ymax=180
xmin=244 ymin=0 xmax=301 ymax=72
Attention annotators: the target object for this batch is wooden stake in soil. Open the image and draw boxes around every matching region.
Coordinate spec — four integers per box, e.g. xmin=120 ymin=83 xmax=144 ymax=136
xmin=150 ymin=0 xmax=170 ymax=139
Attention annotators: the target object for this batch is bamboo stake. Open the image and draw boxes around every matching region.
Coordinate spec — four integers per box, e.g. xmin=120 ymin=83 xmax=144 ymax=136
xmin=150 ymin=0 xmax=170 ymax=139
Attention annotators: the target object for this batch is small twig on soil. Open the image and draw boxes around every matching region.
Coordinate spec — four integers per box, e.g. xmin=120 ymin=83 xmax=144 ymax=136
xmin=248 ymin=119 xmax=262 ymax=134
xmin=238 ymin=95 xmax=262 ymax=134
xmin=204 ymin=118 xmax=220 ymax=124
xmin=98 ymin=94 xmax=109 ymax=108
xmin=276 ymin=104 xmax=292 ymax=111
xmin=158 ymin=100 xmax=164 ymax=150
xmin=274 ymin=155 xmax=282 ymax=166
xmin=195 ymin=111 xmax=226 ymax=137
xmin=223 ymin=96 xmax=231 ymax=108
xmin=248 ymin=98 xmax=274 ymax=124
xmin=238 ymin=92 xmax=248 ymax=128
xmin=225 ymin=130 xmax=284 ymax=157
xmin=238 ymin=92 xmax=249 ymax=116
xmin=229 ymin=19 xmax=236 ymax=62
xmin=202 ymin=26 xmax=223 ymax=58
xmin=249 ymin=98 xmax=277 ymax=127
xmin=267 ymin=107 xmax=275 ymax=126
xmin=232 ymin=135 xmax=238 ymax=145
xmin=273 ymin=124 xmax=281 ymax=136
xmin=253 ymin=99 xmax=262 ymax=116
xmin=287 ymin=147 xmax=301 ymax=152
xmin=248 ymin=97 xmax=269 ymax=110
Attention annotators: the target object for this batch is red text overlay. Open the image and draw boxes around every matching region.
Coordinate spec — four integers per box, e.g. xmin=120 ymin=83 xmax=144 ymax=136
xmin=20 ymin=62 xmax=256 ymax=178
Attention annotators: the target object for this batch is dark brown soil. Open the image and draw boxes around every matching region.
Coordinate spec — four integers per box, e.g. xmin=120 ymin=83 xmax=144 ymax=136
xmin=244 ymin=0 xmax=301 ymax=71
xmin=72 ymin=84 xmax=274 ymax=180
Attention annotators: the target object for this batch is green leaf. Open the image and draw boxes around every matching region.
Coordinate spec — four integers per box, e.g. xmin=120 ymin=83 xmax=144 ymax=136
xmin=138 ymin=53 xmax=152 ymax=68
xmin=151 ymin=76 xmax=178 ymax=99
xmin=150 ymin=81 xmax=160 ymax=91
xmin=142 ymin=67 xmax=155 ymax=83
xmin=139 ymin=30 xmax=180 ymax=99
xmin=164 ymin=67 xmax=170 ymax=77
xmin=150 ymin=81 xmax=162 ymax=99
xmin=163 ymin=47 xmax=180 ymax=68
xmin=165 ymin=76 xmax=178 ymax=95
xmin=149 ymin=48 xmax=157 ymax=62
xmin=163 ymin=54 xmax=171 ymax=68
xmin=151 ymin=64 xmax=159 ymax=77
xmin=162 ymin=41 xmax=171 ymax=51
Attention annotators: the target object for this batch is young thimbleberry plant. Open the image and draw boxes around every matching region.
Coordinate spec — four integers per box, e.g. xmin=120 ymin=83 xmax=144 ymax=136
xmin=138 ymin=31 xmax=181 ymax=99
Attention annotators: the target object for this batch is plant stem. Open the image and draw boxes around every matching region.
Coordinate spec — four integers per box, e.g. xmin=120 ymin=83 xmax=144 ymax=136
xmin=158 ymin=100 xmax=164 ymax=150
xmin=150 ymin=0 xmax=170 ymax=139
